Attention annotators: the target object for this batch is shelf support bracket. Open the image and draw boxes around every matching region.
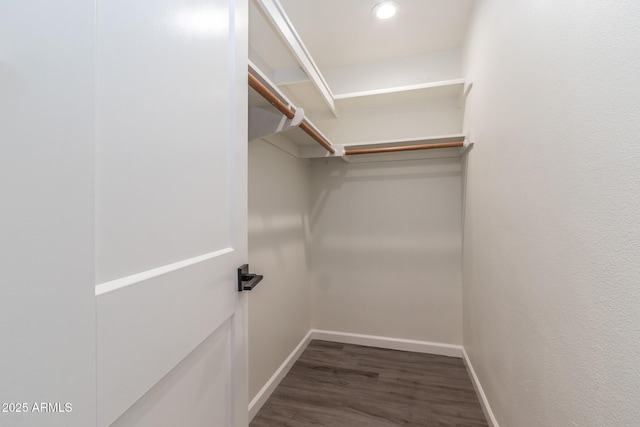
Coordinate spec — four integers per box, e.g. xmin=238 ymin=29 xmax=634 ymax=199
xmin=249 ymin=106 xmax=304 ymax=142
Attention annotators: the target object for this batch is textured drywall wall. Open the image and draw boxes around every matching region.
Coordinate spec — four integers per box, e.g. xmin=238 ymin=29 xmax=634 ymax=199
xmin=310 ymin=157 xmax=462 ymax=344
xmin=248 ymin=141 xmax=312 ymax=400
xmin=462 ymin=1 xmax=640 ymax=425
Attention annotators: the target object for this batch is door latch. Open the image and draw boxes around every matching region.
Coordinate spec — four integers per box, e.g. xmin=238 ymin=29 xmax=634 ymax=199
xmin=237 ymin=264 xmax=263 ymax=292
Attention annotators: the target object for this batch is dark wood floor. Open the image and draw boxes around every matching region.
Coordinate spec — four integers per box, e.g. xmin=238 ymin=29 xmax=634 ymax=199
xmin=250 ymin=340 xmax=489 ymax=427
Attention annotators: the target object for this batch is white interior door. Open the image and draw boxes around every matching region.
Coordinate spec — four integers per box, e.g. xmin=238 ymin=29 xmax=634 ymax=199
xmin=94 ymin=0 xmax=249 ymax=426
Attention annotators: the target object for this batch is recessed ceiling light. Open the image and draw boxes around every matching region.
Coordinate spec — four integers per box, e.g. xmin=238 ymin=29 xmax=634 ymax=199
xmin=373 ymin=1 xmax=398 ymax=20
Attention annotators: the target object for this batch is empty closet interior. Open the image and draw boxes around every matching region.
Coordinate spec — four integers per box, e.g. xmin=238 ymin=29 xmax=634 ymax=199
xmin=246 ymin=0 xmax=475 ymax=415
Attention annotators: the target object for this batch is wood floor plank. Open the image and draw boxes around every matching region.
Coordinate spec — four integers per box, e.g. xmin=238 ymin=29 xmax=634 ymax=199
xmin=251 ymin=340 xmax=489 ymax=427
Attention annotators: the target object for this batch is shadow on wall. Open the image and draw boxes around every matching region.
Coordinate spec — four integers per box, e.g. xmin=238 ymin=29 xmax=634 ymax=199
xmin=248 ymin=140 xmax=312 ymax=278
xmin=309 ymin=156 xmax=462 ymax=262
xmin=249 ymin=211 xmax=311 ymax=273
xmin=460 ymin=144 xmax=475 ymax=233
xmin=310 ymin=156 xmax=462 ymax=230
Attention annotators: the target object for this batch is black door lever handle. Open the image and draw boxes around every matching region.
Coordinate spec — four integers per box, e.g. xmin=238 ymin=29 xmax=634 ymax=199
xmin=237 ymin=264 xmax=263 ymax=291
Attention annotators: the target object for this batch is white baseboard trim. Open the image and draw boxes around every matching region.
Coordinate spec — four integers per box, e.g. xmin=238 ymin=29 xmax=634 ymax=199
xmin=310 ymin=329 xmax=463 ymax=358
xmin=248 ymin=330 xmax=314 ymax=421
xmin=462 ymin=348 xmax=499 ymax=427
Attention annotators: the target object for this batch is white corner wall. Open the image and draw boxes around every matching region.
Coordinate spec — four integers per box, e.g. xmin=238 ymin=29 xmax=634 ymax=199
xmin=462 ymin=1 xmax=640 ymax=426
xmin=248 ymin=141 xmax=312 ymax=400
xmin=310 ymin=157 xmax=462 ymax=345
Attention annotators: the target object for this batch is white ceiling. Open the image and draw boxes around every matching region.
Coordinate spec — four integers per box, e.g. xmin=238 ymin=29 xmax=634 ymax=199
xmin=276 ymin=0 xmax=475 ymax=70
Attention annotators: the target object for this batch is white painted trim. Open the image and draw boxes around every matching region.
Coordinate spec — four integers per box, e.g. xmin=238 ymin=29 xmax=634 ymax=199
xmin=458 ymin=81 xmax=474 ymax=107
xmin=333 ymin=78 xmax=466 ymax=100
xmin=310 ymin=330 xmax=463 ymax=358
xmin=462 ymin=348 xmax=500 ymax=427
xmin=248 ymin=330 xmax=314 ymax=421
xmin=95 ymin=247 xmax=234 ymax=296
xmin=252 ymin=0 xmax=337 ymax=116
xmin=460 ymin=141 xmax=475 ymax=156
xmin=344 ymin=133 xmax=466 ymax=148
xmin=341 ymin=149 xmax=466 ymax=164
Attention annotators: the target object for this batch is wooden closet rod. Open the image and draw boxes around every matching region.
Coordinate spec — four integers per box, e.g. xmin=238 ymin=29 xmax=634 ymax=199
xmin=344 ymin=141 xmax=464 ymax=156
xmin=248 ymin=72 xmax=335 ymax=155
xmin=299 ymin=120 xmax=335 ymax=154
xmin=248 ymin=73 xmax=294 ymax=120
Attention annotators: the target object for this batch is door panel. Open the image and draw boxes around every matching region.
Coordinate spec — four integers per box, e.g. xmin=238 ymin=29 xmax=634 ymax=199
xmin=95 ymin=0 xmax=248 ymax=425
xmin=110 ymin=320 xmax=233 ymax=427
xmin=97 ymin=251 xmax=236 ymax=425
xmin=95 ymin=0 xmax=234 ymax=284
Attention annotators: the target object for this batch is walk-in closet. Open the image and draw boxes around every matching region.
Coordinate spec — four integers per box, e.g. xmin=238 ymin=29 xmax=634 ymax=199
xmin=246 ymin=1 xmax=476 ymax=423
xmin=3 ymin=0 xmax=638 ymax=426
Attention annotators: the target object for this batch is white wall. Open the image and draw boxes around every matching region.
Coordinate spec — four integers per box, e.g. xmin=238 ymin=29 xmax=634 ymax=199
xmin=248 ymin=141 xmax=312 ymax=400
xmin=0 ymin=2 xmax=96 ymax=426
xmin=314 ymin=96 xmax=463 ymax=145
xmin=324 ymin=49 xmax=463 ymax=96
xmin=462 ymin=1 xmax=640 ymax=426
xmin=310 ymin=157 xmax=462 ymax=344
